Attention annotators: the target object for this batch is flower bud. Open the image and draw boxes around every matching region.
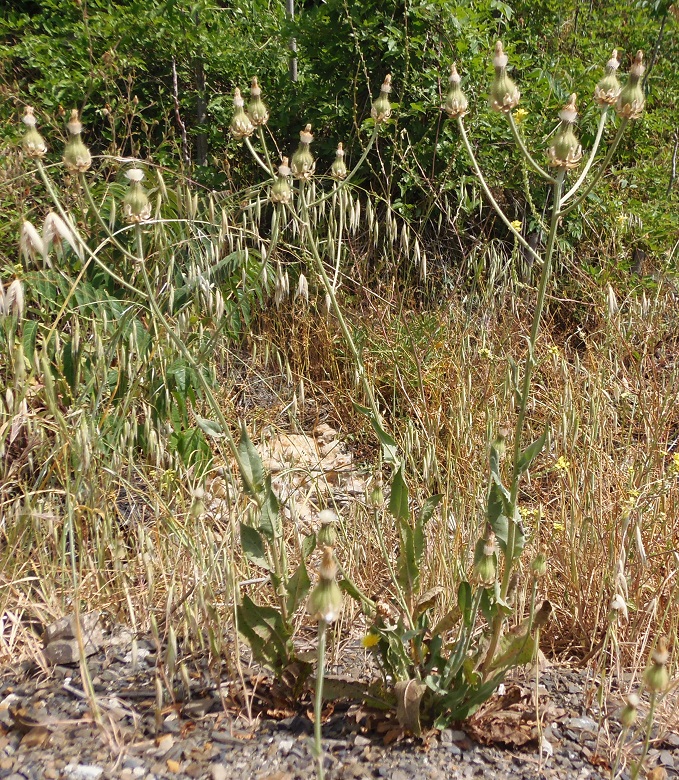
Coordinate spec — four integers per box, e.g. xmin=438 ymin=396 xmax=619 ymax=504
xmin=620 ymin=693 xmax=639 ymax=728
xmin=270 ymin=157 xmax=292 ymax=204
xmin=444 ymin=63 xmax=468 ymax=119
xmin=616 ymin=51 xmax=645 ymax=120
xmin=531 ymin=553 xmax=547 ymax=578
xmin=247 ymin=77 xmax=269 ymax=127
xmin=21 ymin=107 xmax=47 ymax=158
xmin=644 ymin=636 xmax=670 ymax=693
xmin=369 ymin=474 xmax=384 ymax=506
xmin=594 ymin=50 xmax=621 ymax=107
xmin=489 ymin=41 xmax=520 ymax=113
xmin=230 ymin=88 xmax=254 ymax=140
xmin=123 ymin=167 xmax=151 ymax=223
xmin=371 ymin=74 xmax=393 ymax=124
xmin=291 ymin=124 xmax=315 ymax=180
xmin=63 ymin=110 xmax=92 ymax=172
xmin=318 ymin=510 xmax=338 ymax=546
xmin=307 ymin=547 xmax=343 ymax=623
xmin=331 ymin=143 xmax=348 ymax=180
xmin=474 ymin=534 xmax=497 ymax=586
xmin=547 ymin=94 xmax=583 ymax=170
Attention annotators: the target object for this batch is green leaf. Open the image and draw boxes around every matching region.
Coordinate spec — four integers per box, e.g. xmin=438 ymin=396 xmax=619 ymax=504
xmin=517 ymin=426 xmax=548 ymax=474
xmin=353 ymin=402 xmax=399 ymax=466
xmin=389 ymin=464 xmax=409 ymax=522
xmin=417 ymin=494 xmax=442 ymax=526
xmin=487 ymin=474 xmax=510 ymax=551
xmin=236 ymin=594 xmax=293 ymax=674
xmin=195 ymin=414 xmax=224 ymax=438
xmin=258 ymin=476 xmax=280 ymax=539
xmin=457 ymin=581 xmax=473 ymax=626
xmin=301 ymin=532 xmax=316 ymax=560
xmin=239 ymin=523 xmax=270 ymax=570
xmin=237 ymin=423 xmax=265 ymax=497
xmin=22 ymin=320 xmax=38 ymax=365
xmin=286 ymin=560 xmax=311 ymax=616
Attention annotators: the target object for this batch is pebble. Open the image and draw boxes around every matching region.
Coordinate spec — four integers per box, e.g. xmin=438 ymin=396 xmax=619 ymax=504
xmin=658 ymin=750 xmax=675 ymax=767
xmin=210 ymin=764 xmax=228 ymax=780
xmin=63 ymin=765 xmax=104 ymax=780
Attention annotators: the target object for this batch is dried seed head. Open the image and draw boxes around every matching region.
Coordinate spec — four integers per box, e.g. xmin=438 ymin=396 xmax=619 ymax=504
xmin=230 ymin=87 xmax=255 ymax=140
xmin=20 ymin=220 xmax=45 ymax=262
xmin=247 ymin=76 xmax=269 ymax=127
xmin=371 ymin=74 xmax=393 ymax=124
xmin=489 ymin=41 xmax=520 ymax=113
xmin=295 ymin=272 xmax=309 ymax=303
xmin=620 ymin=692 xmax=639 ymax=728
xmin=547 ymin=94 xmax=583 ymax=170
xmin=123 ymin=168 xmax=151 ymax=223
xmin=43 ymin=212 xmax=80 ymax=257
xmin=331 ymin=143 xmax=348 ymax=180
xmin=616 ymin=51 xmax=646 ymax=120
xmin=444 ymin=63 xmax=469 ymax=119
xmin=0 ymin=279 xmax=25 ymax=319
xmin=63 ymin=110 xmax=91 ymax=172
xmin=644 ymin=636 xmax=670 ymax=693
xmin=307 ymin=547 xmax=343 ymax=623
xmin=291 ymin=124 xmax=315 ymax=180
xmin=270 ymin=157 xmax=292 ymax=204
xmin=21 ymin=107 xmax=47 ymax=158
xmin=318 ymin=510 xmax=338 ymax=546
xmin=594 ymin=49 xmax=622 ymax=107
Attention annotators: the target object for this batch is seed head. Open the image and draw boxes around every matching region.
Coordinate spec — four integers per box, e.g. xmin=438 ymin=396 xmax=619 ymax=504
xmin=489 ymin=41 xmax=520 ymax=113
xmin=331 ymin=143 xmax=348 ymax=180
xmin=230 ymin=88 xmax=255 ymax=140
xmin=594 ymin=49 xmax=622 ymax=107
xmin=270 ymin=157 xmax=292 ymax=204
xmin=547 ymin=94 xmax=582 ymax=170
xmin=644 ymin=636 xmax=670 ymax=693
xmin=123 ymin=167 xmax=151 ymax=223
xmin=21 ymin=107 xmax=47 ymax=158
xmin=620 ymin=692 xmax=639 ymax=728
xmin=444 ymin=63 xmax=469 ymax=119
xmin=616 ymin=51 xmax=645 ymax=120
xmin=247 ymin=77 xmax=269 ymax=127
xmin=291 ymin=124 xmax=315 ymax=180
xmin=63 ymin=110 xmax=92 ymax=172
xmin=318 ymin=509 xmax=338 ymax=546
xmin=307 ymin=547 xmax=343 ymax=623
xmin=371 ymin=74 xmax=393 ymax=124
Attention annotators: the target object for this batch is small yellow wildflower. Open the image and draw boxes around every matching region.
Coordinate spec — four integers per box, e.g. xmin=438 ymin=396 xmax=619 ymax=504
xmin=361 ymin=633 xmax=380 ymax=649
xmin=554 ymin=456 xmax=571 ymax=472
xmin=514 ymin=108 xmax=529 ymax=124
xmin=548 ymin=344 xmax=560 ymax=357
xmin=510 ymin=219 xmax=523 ymax=232
xmin=479 ymin=347 xmax=493 ymax=360
xmin=672 ymin=452 xmax=679 ymax=472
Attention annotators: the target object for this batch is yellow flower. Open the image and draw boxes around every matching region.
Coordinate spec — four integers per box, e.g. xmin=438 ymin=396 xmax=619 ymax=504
xmin=361 ymin=633 xmax=380 ymax=648
xmin=510 ymin=220 xmax=523 ymax=232
xmin=672 ymin=452 xmax=679 ymax=472
xmin=548 ymin=344 xmax=560 ymax=357
xmin=513 ymin=108 xmax=529 ymax=124
xmin=479 ymin=347 xmax=493 ymax=360
xmin=554 ymin=456 xmax=571 ymax=472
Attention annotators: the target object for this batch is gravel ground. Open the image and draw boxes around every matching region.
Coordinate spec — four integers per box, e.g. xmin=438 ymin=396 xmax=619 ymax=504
xmin=0 ymin=625 xmax=677 ymax=780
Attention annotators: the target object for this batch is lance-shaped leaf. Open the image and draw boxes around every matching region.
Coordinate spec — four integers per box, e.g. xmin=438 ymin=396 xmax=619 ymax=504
xmin=286 ymin=560 xmax=311 ymax=616
xmin=517 ymin=426 xmax=548 ymax=474
xmin=239 ymin=523 xmax=270 ymax=570
xmin=353 ymin=402 xmax=399 ymax=466
xmin=389 ymin=464 xmax=409 ymax=522
xmin=237 ymin=423 xmax=265 ymax=497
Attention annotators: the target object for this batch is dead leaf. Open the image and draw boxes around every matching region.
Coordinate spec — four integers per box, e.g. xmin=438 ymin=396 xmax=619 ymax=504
xmin=466 ymin=684 xmax=543 ymax=748
xmin=20 ymin=726 xmax=51 ymax=748
xmin=394 ymin=679 xmax=426 ymax=737
xmin=9 ymin=706 xmax=43 ymax=734
xmin=646 ymin=768 xmax=668 ymax=780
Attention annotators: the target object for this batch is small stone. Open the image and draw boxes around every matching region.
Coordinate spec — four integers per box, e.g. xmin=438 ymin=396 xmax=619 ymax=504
xmin=440 ymin=728 xmax=467 ymax=744
xmin=566 ymin=716 xmax=598 ymax=732
xmin=63 ymin=765 xmax=105 ymax=780
xmin=132 ymin=768 xmax=146 ymax=778
xmin=277 ymin=738 xmax=294 ymax=755
xmin=659 ymin=750 xmax=675 ymax=767
xmin=354 ymin=735 xmax=371 ymax=747
xmin=210 ymin=765 xmax=228 ymax=780
xmin=166 ymin=759 xmax=180 ymax=773
xmin=665 ymin=733 xmax=679 ymax=748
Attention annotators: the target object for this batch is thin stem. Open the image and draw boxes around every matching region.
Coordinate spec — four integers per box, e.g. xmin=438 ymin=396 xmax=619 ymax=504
xmin=36 ymin=162 xmax=146 ymax=297
xmin=507 ymin=114 xmax=556 ymax=183
xmin=313 ymin=619 xmax=327 ymax=780
xmin=258 ymin=126 xmax=276 ymax=177
xmin=630 ymin=691 xmax=658 ymax=780
xmin=306 ymin=126 xmax=379 ymax=209
xmin=457 ymin=119 xmax=543 ymax=267
xmin=331 ymin=185 xmax=345 ymax=292
xmin=504 ymin=170 xmax=565 ymax=593
xmin=559 ymin=118 xmax=628 ymax=215
xmin=562 ymin=109 xmax=609 ymax=202
xmin=245 ymin=136 xmax=275 ymax=179
xmin=80 ymin=174 xmax=140 ymax=263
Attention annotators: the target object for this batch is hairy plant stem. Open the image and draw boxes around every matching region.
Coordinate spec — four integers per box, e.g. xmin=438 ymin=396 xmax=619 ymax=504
xmin=479 ymin=169 xmax=565 ymax=678
xmin=313 ymin=619 xmax=327 ymax=780
xmin=630 ymin=691 xmax=658 ymax=780
xmin=508 ymin=114 xmax=556 ymax=183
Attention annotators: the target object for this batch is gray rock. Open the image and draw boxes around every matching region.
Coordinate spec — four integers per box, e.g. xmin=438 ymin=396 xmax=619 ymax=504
xmin=63 ymin=765 xmax=104 ymax=780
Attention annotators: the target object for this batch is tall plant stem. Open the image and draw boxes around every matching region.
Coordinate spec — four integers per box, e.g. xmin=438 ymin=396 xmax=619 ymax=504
xmin=480 ymin=170 xmax=565 ymax=678
xmin=245 ymin=137 xmax=275 ymax=179
xmin=630 ymin=691 xmax=658 ymax=780
xmin=508 ymin=114 xmax=556 ymax=183
xmin=313 ymin=619 xmax=328 ymax=780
